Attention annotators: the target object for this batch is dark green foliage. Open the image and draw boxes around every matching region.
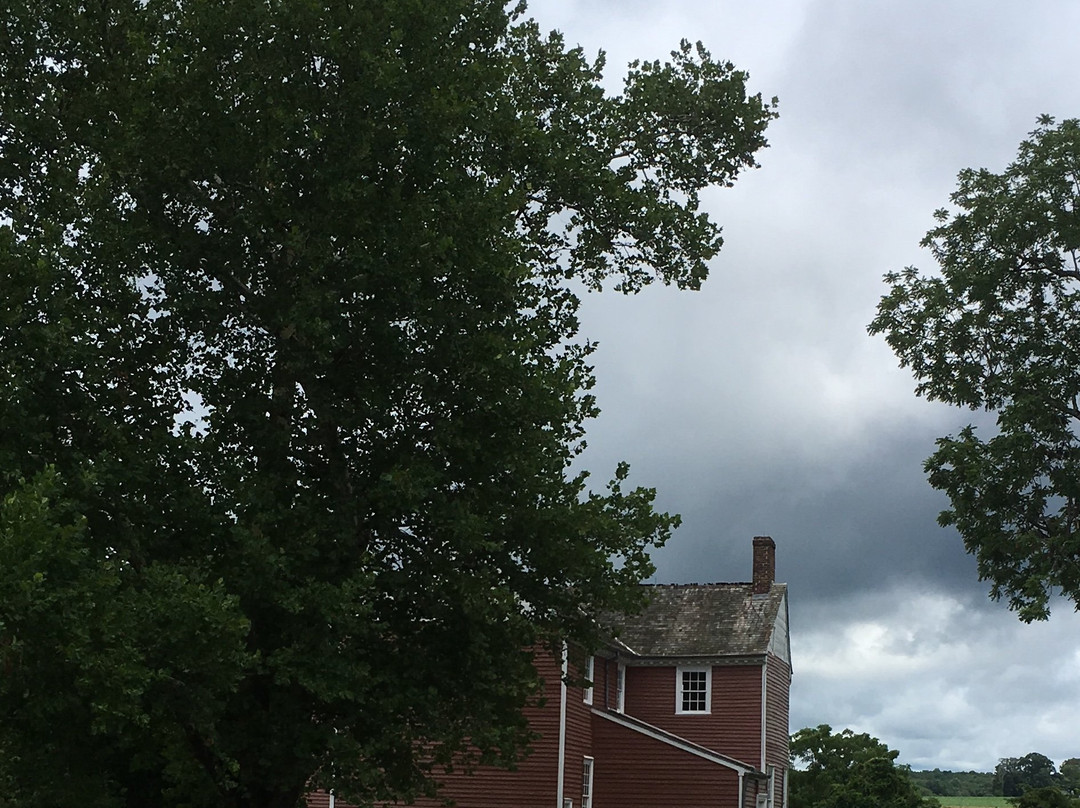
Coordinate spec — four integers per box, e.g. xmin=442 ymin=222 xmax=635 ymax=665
xmin=789 ymin=725 xmax=940 ymax=808
xmin=995 ymin=754 xmax=1061 ymax=797
xmin=0 ymin=2 xmax=776 ymax=807
xmin=909 ymin=769 xmax=995 ymax=797
xmin=1020 ymin=754 xmax=1061 ymax=793
xmin=1060 ymin=759 xmax=1080 ymax=796
xmin=1011 ymin=787 xmax=1080 ymax=808
xmin=870 ymin=117 xmax=1080 ymax=621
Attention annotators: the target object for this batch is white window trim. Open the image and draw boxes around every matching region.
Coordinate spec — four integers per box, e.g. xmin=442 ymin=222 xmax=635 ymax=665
xmin=583 ymin=655 xmax=594 ymax=705
xmin=582 ymin=756 xmax=594 ymax=808
xmin=675 ymin=665 xmax=712 ymax=714
xmin=615 ymin=663 xmax=626 ymax=713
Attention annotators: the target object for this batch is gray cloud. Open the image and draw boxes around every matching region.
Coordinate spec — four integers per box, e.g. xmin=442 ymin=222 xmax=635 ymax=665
xmin=792 ymin=585 xmax=1080 ymax=770
xmin=532 ymin=0 xmax=1080 ymax=773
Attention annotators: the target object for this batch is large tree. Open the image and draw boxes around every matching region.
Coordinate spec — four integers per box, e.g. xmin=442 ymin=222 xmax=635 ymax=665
xmin=1061 ymin=759 xmax=1080 ymax=796
xmin=789 ymin=725 xmax=938 ymax=808
xmin=0 ymin=1 xmax=776 ymax=807
xmin=870 ymin=116 xmax=1080 ymax=621
xmin=995 ymin=754 xmax=1060 ymax=797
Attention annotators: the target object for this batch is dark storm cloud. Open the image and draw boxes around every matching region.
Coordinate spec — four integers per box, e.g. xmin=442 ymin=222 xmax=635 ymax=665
xmin=532 ymin=0 xmax=1080 ymax=773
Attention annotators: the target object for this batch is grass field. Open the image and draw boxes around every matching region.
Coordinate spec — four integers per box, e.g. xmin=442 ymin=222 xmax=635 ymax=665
xmin=934 ymin=798 xmax=1011 ymax=808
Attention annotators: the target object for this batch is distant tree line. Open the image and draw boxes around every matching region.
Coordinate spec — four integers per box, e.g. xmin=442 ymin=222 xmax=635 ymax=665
xmin=908 ymin=768 xmax=993 ymax=797
xmin=907 ymin=753 xmax=1080 ymax=806
xmin=792 ymin=727 xmax=1080 ymax=808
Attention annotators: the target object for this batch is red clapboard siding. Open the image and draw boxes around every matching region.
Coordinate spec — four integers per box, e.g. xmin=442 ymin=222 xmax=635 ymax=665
xmin=764 ymin=653 xmax=792 ymax=799
xmin=306 ymin=653 xmax=783 ymax=808
xmin=623 ymin=664 xmax=763 ymax=767
xmin=590 ymin=710 xmax=743 ymax=808
xmin=413 ymin=650 xmax=563 ymax=808
xmin=306 ymin=652 xmax=565 ymax=808
xmin=563 ymin=652 xmax=607 ymax=807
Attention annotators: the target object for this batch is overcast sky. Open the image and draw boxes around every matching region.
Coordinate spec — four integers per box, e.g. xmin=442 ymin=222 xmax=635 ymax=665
xmin=526 ymin=0 xmax=1080 ymax=773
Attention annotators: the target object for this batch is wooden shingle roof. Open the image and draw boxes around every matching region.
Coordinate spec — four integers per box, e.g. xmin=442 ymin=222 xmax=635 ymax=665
xmin=607 ymin=582 xmax=787 ymax=659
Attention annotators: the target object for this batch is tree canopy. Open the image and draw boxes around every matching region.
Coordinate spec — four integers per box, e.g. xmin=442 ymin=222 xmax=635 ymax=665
xmin=993 ymin=754 xmax=1080 ymax=808
xmin=870 ymin=116 xmax=1080 ymax=621
xmin=995 ymin=754 xmax=1064 ymax=797
xmin=1012 ymin=787 xmax=1080 ymax=808
xmin=1061 ymin=759 xmax=1080 ymax=796
xmin=0 ymin=1 xmax=776 ymax=807
xmin=908 ymin=768 xmax=994 ymax=797
xmin=789 ymin=725 xmax=938 ymax=808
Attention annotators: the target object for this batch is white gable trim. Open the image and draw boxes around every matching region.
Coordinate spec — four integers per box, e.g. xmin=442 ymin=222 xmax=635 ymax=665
xmin=591 ymin=708 xmax=759 ymax=775
xmin=767 ymin=590 xmax=791 ymax=667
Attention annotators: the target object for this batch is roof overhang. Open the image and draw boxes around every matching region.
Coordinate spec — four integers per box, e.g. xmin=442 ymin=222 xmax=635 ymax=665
xmin=616 ymin=654 xmax=768 ymax=667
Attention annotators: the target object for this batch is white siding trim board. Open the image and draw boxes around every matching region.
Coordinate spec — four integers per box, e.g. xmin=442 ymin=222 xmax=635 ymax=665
xmin=557 ymin=643 xmax=568 ymax=808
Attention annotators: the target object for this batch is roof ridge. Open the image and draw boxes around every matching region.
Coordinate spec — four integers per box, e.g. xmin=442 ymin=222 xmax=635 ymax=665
xmin=639 ymin=581 xmax=751 ymax=588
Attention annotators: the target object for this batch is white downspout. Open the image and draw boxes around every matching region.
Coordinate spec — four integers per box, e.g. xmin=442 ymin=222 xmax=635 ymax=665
xmin=556 ymin=643 xmax=568 ymax=808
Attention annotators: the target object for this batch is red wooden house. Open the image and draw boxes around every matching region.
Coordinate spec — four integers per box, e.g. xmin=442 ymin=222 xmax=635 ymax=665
xmin=311 ymin=536 xmax=791 ymax=808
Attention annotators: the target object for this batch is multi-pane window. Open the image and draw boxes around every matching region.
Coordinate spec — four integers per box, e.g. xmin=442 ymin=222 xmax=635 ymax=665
xmin=676 ymin=666 xmax=711 ymax=714
xmin=581 ymin=757 xmax=594 ymax=808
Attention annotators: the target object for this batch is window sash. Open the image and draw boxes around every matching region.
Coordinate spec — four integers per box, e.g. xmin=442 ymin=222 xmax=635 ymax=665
xmin=582 ymin=757 xmax=594 ymax=808
xmin=676 ymin=666 xmax=711 ymax=714
xmin=583 ymin=656 xmax=594 ymax=705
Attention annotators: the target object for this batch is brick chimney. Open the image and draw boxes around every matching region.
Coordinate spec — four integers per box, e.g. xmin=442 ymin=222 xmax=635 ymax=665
xmin=752 ymin=536 xmax=775 ymax=596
